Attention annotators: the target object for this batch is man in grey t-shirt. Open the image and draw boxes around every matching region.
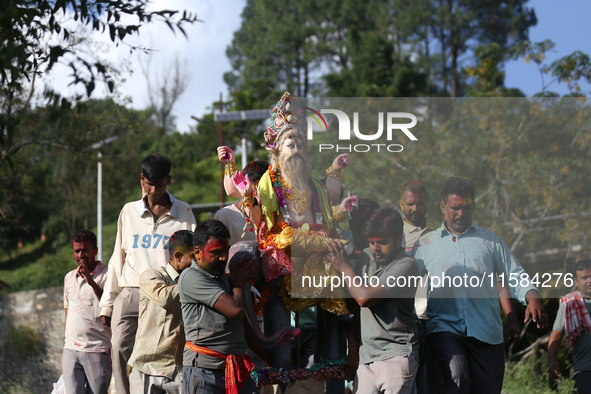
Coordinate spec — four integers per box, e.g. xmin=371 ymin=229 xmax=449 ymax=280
xmin=178 ymin=220 xmax=258 ymax=394
xmin=327 ymin=207 xmax=420 ymax=394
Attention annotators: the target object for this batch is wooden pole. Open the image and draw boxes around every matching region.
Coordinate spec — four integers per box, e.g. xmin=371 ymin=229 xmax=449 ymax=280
xmin=219 ymin=93 xmax=225 ymax=210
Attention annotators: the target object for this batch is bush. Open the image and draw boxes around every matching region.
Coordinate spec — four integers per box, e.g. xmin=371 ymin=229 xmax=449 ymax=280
xmin=6 ymin=325 xmax=43 ymax=356
xmin=503 ymin=357 xmax=576 ymax=393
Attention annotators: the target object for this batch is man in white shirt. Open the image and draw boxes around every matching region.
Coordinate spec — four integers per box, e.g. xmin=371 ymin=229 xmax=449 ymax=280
xmin=99 ymin=153 xmax=197 ymax=394
xmin=63 ymin=229 xmax=111 ymax=394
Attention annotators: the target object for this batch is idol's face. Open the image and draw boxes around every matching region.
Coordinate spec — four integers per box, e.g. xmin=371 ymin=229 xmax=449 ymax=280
xmin=280 ymin=137 xmax=304 ymax=157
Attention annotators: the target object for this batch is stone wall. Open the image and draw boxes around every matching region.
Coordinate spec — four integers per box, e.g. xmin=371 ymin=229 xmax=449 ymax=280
xmin=0 ymin=287 xmax=64 ymax=394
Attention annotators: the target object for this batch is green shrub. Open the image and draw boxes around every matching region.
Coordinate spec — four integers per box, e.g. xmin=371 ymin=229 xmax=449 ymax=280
xmin=6 ymin=325 xmax=42 ymax=356
xmin=503 ymin=357 xmax=576 ymax=393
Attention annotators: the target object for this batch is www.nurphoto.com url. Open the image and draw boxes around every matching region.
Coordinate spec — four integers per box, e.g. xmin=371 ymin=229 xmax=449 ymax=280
xmin=302 ymin=272 xmax=575 ymax=292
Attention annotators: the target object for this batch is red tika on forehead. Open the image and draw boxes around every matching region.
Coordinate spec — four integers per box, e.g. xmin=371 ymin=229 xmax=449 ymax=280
xmin=403 ymin=181 xmax=424 ymax=188
xmin=368 ymin=236 xmax=387 ymax=242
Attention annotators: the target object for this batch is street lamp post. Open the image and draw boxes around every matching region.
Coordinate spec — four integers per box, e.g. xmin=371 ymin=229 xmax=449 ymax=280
xmin=97 ymin=151 xmax=102 ymax=261
xmin=91 ymin=136 xmax=118 ymax=262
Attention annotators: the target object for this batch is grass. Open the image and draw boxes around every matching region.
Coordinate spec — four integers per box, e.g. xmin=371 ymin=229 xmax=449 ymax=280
xmin=0 ymin=220 xmax=119 ymax=295
xmin=0 ymin=186 xmax=218 ymax=295
xmin=0 ymin=240 xmax=72 ymax=294
xmin=502 ymin=356 xmax=576 ymax=393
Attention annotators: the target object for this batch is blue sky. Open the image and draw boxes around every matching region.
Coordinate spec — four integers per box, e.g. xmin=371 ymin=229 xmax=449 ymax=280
xmin=44 ymin=0 xmax=591 ymax=133
xmin=504 ymin=0 xmax=591 ymax=95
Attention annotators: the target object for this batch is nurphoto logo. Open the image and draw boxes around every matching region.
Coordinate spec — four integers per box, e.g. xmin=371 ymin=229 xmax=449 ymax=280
xmin=304 ymin=107 xmax=419 ymax=153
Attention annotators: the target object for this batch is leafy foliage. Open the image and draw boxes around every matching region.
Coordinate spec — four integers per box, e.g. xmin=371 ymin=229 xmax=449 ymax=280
xmin=511 ymin=40 xmax=591 ymax=95
xmin=503 ymin=357 xmax=575 ymax=393
xmin=0 ymin=0 xmax=198 ymax=166
xmin=225 ymin=0 xmax=537 ymax=102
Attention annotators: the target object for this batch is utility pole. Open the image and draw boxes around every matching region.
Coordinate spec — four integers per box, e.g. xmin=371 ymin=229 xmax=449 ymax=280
xmin=214 ymin=108 xmax=272 ymax=173
xmin=91 ymin=136 xmax=118 ymax=262
xmin=97 ymin=151 xmax=102 ymax=261
xmin=219 ymin=93 xmax=225 ymax=210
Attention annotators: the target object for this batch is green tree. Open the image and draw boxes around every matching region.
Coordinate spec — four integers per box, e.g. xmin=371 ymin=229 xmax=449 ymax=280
xmin=0 ymin=0 xmax=197 ymax=166
xmin=225 ymin=0 xmax=322 ymax=107
xmin=424 ymin=0 xmax=536 ymax=97
xmin=464 ymin=43 xmax=525 ymax=97
xmin=512 ymin=40 xmax=591 ymax=96
xmin=0 ymin=96 xmax=153 ymax=255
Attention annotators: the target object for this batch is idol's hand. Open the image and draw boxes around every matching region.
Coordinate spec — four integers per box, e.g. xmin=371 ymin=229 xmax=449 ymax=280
xmin=228 ymin=255 xmax=258 ymax=286
xmin=340 ymin=194 xmax=358 ymax=213
xmin=217 ymin=146 xmax=235 ymax=164
xmin=333 ymin=153 xmax=350 ymax=169
xmin=232 ymin=171 xmax=252 ymax=196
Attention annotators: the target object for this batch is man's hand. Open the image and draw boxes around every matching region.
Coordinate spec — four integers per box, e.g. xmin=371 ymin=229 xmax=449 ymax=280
xmin=549 ymin=358 xmax=561 ymax=379
xmin=524 ymin=292 xmax=548 ymax=329
xmin=100 ymin=315 xmax=111 ymax=327
xmin=325 ymin=239 xmax=350 ymax=273
xmin=333 ymin=153 xmax=350 ymax=169
xmin=228 ymin=256 xmax=258 ymax=286
xmin=217 ymin=146 xmax=235 ymax=164
xmin=345 ymin=345 xmax=359 ymax=381
xmin=77 ymin=264 xmax=94 ymax=285
xmin=507 ymin=313 xmax=521 ymax=345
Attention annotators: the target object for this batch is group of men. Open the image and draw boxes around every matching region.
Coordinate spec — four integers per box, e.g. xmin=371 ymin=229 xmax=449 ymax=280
xmin=62 ymin=154 xmax=259 ymax=394
xmin=61 ymin=91 xmax=591 ymax=394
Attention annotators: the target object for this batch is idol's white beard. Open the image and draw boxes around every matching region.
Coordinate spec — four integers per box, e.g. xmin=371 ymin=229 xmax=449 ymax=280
xmin=277 ymin=152 xmax=312 ymax=191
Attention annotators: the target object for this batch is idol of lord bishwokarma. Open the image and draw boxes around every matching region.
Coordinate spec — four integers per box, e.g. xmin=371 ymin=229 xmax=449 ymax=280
xmin=218 ymin=92 xmax=357 ymax=315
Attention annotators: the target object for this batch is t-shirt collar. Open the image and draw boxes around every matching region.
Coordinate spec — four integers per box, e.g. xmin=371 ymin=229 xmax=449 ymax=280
xmin=76 ymin=261 xmax=104 ymax=277
xmin=138 ymin=190 xmax=178 ymax=218
xmin=403 ymin=217 xmax=424 ymax=233
xmin=166 ymin=263 xmax=180 ymax=282
xmin=191 ymin=259 xmax=221 ymax=279
xmin=439 ymin=220 xmax=476 ymax=238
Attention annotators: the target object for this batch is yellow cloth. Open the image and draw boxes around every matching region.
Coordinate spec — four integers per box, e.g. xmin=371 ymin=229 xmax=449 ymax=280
xmin=257 ymin=168 xmax=346 ymax=315
xmin=258 ymin=171 xmax=278 ymax=232
xmin=270 ymin=226 xmax=349 ymax=315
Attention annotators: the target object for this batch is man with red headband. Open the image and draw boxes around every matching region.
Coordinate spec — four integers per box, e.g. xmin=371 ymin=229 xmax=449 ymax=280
xmin=179 ymin=220 xmax=259 ymax=394
xmin=327 ymin=207 xmax=420 ymax=393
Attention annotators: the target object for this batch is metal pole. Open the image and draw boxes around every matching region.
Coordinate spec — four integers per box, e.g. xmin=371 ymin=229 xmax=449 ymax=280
xmin=241 ymin=131 xmax=247 ymax=170
xmin=219 ymin=93 xmax=225 ymax=210
xmin=97 ymin=151 xmax=102 ymax=262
